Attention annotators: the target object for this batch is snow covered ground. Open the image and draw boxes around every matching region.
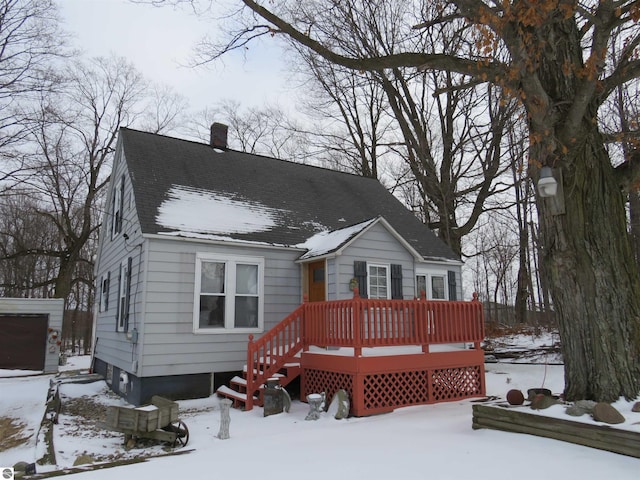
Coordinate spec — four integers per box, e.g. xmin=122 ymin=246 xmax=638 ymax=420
xmin=483 ymin=328 xmax=563 ymax=364
xmin=1 ymin=349 xmax=639 ymax=480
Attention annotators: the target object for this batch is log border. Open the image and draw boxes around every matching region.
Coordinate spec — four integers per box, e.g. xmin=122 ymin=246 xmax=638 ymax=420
xmin=472 ymin=403 xmax=640 ymax=458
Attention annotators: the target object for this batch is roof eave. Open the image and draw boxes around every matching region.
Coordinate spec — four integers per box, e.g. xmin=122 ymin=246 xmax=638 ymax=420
xmin=142 ymin=232 xmax=307 ymax=252
xmin=419 ymin=256 xmax=464 ymax=266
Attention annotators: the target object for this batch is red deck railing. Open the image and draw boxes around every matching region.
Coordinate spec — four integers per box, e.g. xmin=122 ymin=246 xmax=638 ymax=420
xmin=245 ymin=289 xmax=484 ymax=410
xmin=304 ymin=289 xmax=484 ymax=354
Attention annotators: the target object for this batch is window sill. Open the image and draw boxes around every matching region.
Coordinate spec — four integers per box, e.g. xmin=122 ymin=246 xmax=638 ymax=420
xmin=193 ymin=327 xmax=264 ymax=335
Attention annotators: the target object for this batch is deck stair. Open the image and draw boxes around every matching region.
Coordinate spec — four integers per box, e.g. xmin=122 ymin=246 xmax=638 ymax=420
xmin=216 ymin=303 xmax=306 ymax=410
xmin=216 ymin=355 xmax=301 ymax=409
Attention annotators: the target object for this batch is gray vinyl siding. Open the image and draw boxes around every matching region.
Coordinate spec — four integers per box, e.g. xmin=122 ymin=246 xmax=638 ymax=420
xmin=0 ymin=298 xmax=64 ymax=374
xmin=139 ymin=237 xmax=301 ymax=377
xmin=326 ymin=258 xmax=337 ymax=300
xmin=93 ymin=142 xmax=145 ymax=376
xmin=334 ymin=222 xmax=415 ymax=300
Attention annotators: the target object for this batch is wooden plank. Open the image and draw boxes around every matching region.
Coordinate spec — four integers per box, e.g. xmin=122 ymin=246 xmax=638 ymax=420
xmin=472 ymin=404 xmax=640 ymax=458
xmin=151 ymin=396 xmax=179 ymax=423
xmin=106 ymin=405 xmax=162 ymax=433
xmin=136 ymin=429 xmax=176 ymax=443
xmin=473 ymin=404 xmax=638 ymax=444
xmin=473 ymin=416 xmax=640 ymax=458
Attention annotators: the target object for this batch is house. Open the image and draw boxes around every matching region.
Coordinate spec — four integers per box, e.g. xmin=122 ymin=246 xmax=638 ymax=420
xmin=0 ymin=297 xmax=64 ymax=374
xmin=93 ymin=124 xmax=472 ymax=407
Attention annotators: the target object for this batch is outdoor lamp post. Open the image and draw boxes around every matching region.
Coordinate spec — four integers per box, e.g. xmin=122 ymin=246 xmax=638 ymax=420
xmin=538 ymin=166 xmax=558 ymax=197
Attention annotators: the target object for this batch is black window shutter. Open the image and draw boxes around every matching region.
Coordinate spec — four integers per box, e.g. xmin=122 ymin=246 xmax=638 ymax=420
xmin=105 ymin=271 xmax=110 ymax=311
xmin=117 ymin=175 xmax=125 ymax=233
xmin=391 ymin=264 xmax=403 ymax=299
xmin=115 ymin=266 xmax=121 ymax=330
xmin=124 ymin=257 xmax=132 ymax=330
xmin=354 ymin=261 xmax=368 ymax=298
xmin=98 ymin=276 xmax=103 ymax=312
xmin=448 ymin=270 xmax=457 ymax=300
xmin=111 ymin=193 xmax=116 ymax=238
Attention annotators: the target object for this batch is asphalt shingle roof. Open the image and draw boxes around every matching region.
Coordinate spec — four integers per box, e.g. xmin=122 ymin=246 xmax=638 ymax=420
xmin=120 ymin=127 xmax=459 ymax=262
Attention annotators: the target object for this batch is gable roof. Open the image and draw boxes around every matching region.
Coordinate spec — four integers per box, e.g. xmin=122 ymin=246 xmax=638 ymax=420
xmin=297 ymin=216 xmax=426 ymax=262
xmin=296 ymin=217 xmax=378 ymax=261
xmin=119 ymin=127 xmax=460 ymax=262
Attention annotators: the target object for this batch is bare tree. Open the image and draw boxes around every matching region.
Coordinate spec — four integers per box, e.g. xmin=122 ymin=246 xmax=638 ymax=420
xmin=292 ymin=53 xmax=395 ymax=178
xmin=180 ymin=0 xmax=640 ymax=401
xmin=185 ymin=99 xmax=312 ymax=162
xmin=272 ymin=1 xmax=519 ymax=258
xmin=599 ymin=29 xmax=640 ymax=274
xmin=508 ymin=119 xmax=536 ymax=325
xmin=0 ymin=193 xmax=59 ymax=297
xmin=1 ymin=57 xmax=147 ymax=308
xmin=139 ymin=83 xmax=190 ymax=134
xmin=0 ymin=0 xmax=68 ymax=193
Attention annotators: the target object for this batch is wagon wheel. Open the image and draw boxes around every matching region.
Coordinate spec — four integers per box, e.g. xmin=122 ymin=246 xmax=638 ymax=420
xmin=168 ymin=420 xmax=189 ymax=447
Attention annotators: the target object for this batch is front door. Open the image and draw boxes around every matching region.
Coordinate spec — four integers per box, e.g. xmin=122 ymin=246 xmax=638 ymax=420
xmin=308 ymin=260 xmax=326 ymax=302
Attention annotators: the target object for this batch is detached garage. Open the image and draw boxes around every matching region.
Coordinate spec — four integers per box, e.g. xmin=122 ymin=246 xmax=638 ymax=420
xmin=0 ymin=298 xmax=64 ymax=374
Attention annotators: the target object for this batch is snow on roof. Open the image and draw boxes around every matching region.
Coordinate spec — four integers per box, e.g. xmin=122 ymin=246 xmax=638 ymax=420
xmin=154 ymin=185 xmax=379 ymax=257
xmin=156 ymin=185 xmax=288 ymax=236
xmin=296 ymin=218 xmax=376 ymax=260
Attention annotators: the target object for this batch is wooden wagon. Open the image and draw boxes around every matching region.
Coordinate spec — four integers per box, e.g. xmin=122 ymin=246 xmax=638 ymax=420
xmin=102 ymin=395 xmax=189 ymax=447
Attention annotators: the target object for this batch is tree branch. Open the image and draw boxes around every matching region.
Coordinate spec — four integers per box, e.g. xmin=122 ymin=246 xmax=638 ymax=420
xmin=615 ymin=151 xmax=640 ymax=193
xmin=240 ymin=0 xmax=504 ymax=78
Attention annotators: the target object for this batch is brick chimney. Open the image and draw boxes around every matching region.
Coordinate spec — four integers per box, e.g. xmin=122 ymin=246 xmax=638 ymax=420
xmin=210 ymin=122 xmax=228 ymax=149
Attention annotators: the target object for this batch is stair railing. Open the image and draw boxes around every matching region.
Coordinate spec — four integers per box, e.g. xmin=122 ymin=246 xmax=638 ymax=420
xmin=245 ymin=302 xmax=306 ymax=411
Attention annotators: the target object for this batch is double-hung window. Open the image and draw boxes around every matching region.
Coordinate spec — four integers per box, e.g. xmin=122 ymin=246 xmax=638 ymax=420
xmin=368 ymin=264 xmax=390 ymax=300
xmin=194 ymin=253 xmax=264 ymax=333
xmin=416 ymin=272 xmax=448 ymax=300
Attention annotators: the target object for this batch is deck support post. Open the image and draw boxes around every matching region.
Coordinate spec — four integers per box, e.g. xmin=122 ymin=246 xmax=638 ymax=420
xmin=302 ymin=297 xmax=309 ymax=352
xmin=245 ymin=334 xmax=255 ymax=411
xmin=352 ymin=288 xmax=362 ymax=357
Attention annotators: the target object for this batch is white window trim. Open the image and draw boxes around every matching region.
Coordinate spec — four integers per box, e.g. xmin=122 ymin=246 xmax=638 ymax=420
xmin=416 ymin=268 xmax=449 ymax=300
xmin=367 ymin=263 xmax=391 ymax=300
xmin=193 ymin=252 xmax=265 ymax=334
xmin=430 ymin=274 xmax=447 ymax=300
xmin=99 ymin=275 xmax=108 ymax=313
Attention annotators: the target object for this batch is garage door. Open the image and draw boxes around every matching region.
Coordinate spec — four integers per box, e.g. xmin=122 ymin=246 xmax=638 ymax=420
xmin=0 ymin=314 xmax=48 ymax=371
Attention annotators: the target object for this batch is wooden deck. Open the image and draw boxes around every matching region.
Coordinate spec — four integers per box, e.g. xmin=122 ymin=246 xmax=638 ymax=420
xmin=227 ymin=289 xmax=486 ymax=416
xmin=302 ymin=345 xmax=485 ymax=416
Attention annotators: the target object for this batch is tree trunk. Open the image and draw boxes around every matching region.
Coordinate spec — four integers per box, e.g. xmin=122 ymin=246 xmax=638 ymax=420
xmin=538 ymin=130 xmax=640 ymax=401
xmin=629 ymin=188 xmax=640 ymax=275
xmin=513 ymin=161 xmax=530 ymax=325
xmin=514 ymin=13 xmax=640 ymax=402
xmin=54 ymin=250 xmax=79 ymax=301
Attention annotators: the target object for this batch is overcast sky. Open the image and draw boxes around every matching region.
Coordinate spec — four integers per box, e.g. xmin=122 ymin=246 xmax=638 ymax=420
xmin=60 ymin=0 xmax=296 ymax=111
